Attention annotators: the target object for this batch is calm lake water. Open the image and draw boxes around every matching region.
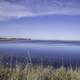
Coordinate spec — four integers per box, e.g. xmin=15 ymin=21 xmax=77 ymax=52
xmin=0 ymin=40 xmax=80 ymax=68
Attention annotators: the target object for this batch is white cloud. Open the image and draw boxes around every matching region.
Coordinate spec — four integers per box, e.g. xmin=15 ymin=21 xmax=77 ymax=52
xmin=0 ymin=1 xmax=34 ymax=21
xmin=0 ymin=1 xmax=80 ymax=21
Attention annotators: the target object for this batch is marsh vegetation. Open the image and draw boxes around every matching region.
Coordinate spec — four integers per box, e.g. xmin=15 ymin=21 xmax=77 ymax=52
xmin=0 ymin=55 xmax=80 ymax=80
xmin=1 ymin=64 xmax=80 ymax=80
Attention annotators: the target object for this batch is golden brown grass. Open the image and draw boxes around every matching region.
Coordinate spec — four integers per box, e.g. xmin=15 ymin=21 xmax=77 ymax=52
xmin=0 ymin=64 xmax=80 ymax=80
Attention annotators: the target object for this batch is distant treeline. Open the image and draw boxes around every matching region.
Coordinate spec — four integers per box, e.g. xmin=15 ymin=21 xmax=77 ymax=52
xmin=0 ymin=37 xmax=31 ymax=41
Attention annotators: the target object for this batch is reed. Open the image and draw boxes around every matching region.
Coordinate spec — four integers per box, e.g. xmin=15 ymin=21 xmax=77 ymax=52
xmin=0 ymin=50 xmax=80 ymax=80
xmin=0 ymin=64 xmax=80 ymax=80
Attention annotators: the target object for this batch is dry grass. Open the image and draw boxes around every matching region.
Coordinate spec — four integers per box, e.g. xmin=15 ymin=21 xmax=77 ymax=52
xmin=0 ymin=64 xmax=80 ymax=80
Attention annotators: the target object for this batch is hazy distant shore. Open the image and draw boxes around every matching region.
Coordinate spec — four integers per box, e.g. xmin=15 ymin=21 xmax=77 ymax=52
xmin=0 ymin=38 xmax=80 ymax=45
xmin=0 ymin=38 xmax=31 ymax=41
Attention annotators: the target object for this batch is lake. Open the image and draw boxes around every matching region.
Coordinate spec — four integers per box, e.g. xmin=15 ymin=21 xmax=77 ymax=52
xmin=0 ymin=40 xmax=80 ymax=68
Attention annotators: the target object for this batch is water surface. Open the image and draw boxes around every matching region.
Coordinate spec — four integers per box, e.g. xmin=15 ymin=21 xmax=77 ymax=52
xmin=0 ymin=40 xmax=80 ymax=68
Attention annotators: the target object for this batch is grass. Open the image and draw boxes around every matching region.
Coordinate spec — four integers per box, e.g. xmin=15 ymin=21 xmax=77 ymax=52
xmin=0 ymin=63 xmax=80 ymax=80
xmin=0 ymin=52 xmax=80 ymax=80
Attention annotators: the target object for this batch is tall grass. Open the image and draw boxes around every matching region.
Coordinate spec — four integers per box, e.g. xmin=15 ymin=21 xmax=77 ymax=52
xmin=0 ymin=50 xmax=80 ymax=80
xmin=1 ymin=64 xmax=80 ymax=80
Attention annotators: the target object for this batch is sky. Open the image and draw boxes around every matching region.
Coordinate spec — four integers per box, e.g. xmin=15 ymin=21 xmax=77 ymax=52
xmin=0 ymin=0 xmax=80 ymax=40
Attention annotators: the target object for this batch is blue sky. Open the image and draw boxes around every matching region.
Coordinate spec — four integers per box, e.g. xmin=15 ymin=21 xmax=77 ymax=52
xmin=0 ymin=0 xmax=80 ymax=40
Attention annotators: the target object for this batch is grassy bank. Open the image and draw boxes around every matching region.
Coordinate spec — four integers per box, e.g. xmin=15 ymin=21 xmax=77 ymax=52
xmin=0 ymin=64 xmax=80 ymax=80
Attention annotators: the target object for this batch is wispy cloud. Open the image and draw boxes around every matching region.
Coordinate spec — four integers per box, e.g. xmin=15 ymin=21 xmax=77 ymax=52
xmin=0 ymin=0 xmax=80 ymax=21
xmin=0 ymin=1 xmax=34 ymax=21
